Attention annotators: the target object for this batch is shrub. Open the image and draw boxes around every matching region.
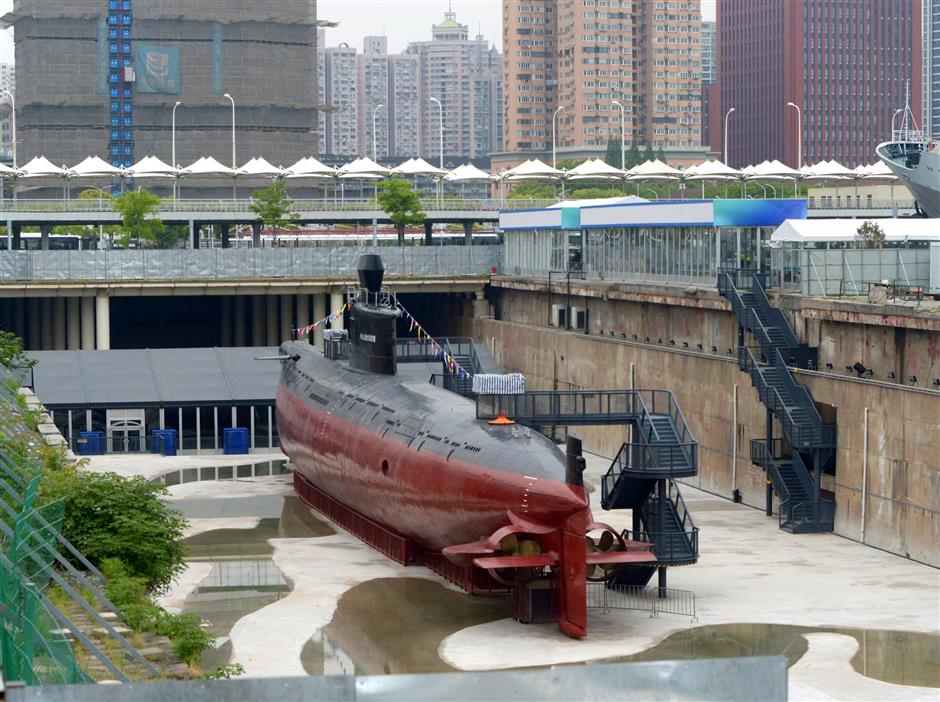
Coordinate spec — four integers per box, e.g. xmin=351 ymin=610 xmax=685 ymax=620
xmin=43 ymin=472 xmax=187 ymax=593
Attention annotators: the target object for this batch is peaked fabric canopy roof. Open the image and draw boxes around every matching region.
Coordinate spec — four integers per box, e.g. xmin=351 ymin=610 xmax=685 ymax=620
xmin=742 ymin=160 xmax=801 ymax=181
xmin=338 ymin=156 xmax=391 ymax=179
xmin=801 ymin=160 xmax=856 ymax=181
xmin=503 ymin=158 xmax=565 ymax=181
xmin=237 ymin=156 xmax=285 ymax=177
xmin=284 ymin=157 xmax=337 ymax=179
xmin=126 ymin=155 xmax=179 ymax=178
xmin=70 ymin=155 xmax=123 ymax=178
xmin=564 ymin=158 xmax=626 ymax=181
xmin=19 ymin=156 xmax=70 ymax=178
xmin=0 ymin=163 xmax=20 ymax=176
xmin=854 ymin=162 xmax=897 ymax=181
xmin=682 ymin=159 xmax=741 ymax=181
xmin=625 ymin=159 xmax=682 ymax=181
xmin=444 ymin=163 xmax=492 ymax=182
xmin=393 ymin=157 xmax=447 ymax=177
xmin=182 ymin=156 xmax=236 ymax=177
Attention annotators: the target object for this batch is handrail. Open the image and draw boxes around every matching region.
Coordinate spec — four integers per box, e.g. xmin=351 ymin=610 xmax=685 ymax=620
xmin=780 ymin=497 xmax=835 ymax=529
xmin=771 ymin=349 xmax=822 ymax=423
xmin=621 ymin=527 xmax=699 ymax=564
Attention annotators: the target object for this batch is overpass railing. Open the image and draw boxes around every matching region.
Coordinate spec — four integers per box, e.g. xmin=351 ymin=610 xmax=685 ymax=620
xmin=0 ymin=198 xmax=554 ymax=214
xmin=0 ymin=245 xmax=502 ymax=282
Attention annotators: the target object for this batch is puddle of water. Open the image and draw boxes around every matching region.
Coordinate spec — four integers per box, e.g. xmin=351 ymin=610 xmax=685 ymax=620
xmin=179 ymin=495 xmax=333 ymax=670
xmin=601 ymin=623 xmax=940 ymax=689
xmin=301 ymin=578 xmax=511 ymax=676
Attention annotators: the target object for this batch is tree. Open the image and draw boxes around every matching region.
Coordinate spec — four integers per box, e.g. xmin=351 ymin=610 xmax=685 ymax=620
xmin=153 ymin=223 xmax=189 ymax=250
xmin=643 ymin=142 xmax=656 ymax=162
xmin=249 ymin=180 xmax=298 ymax=244
xmin=626 ymin=138 xmax=643 ymax=168
xmin=856 ymin=220 xmax=886 ymax=249
xmin=112 ymin=189 xmax=164 ymax=246
xmin=605 ymin=137 xmax=623 ymax=168
xmin=377 ymin=179 xmax=426 ymax=244
xmin=506 ymin=181 xmax=555 ymax=201
xmin=41 ymin=469 xmax=187 ymax=593
xmin=0 ymin=330 xmax=36 ymax=370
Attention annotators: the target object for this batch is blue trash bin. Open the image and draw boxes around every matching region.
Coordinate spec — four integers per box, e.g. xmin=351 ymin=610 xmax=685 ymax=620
xmin=223 ymin=427 xmax=249 ymax=455
xmin=77 ymin=431 xmax=106 ymax=456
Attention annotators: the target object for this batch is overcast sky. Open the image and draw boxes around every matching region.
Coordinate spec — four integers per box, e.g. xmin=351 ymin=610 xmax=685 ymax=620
xmin=0 ymin=0 xmax=716 ymax=62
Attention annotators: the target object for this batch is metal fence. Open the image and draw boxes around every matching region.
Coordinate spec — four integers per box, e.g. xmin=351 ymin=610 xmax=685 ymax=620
xmin=586 ymin=583 xmax=697 ymax=621
xmin=0 ymin=245 xmax=500 ymax=282
xmin=769 ymin=246 xmax=934 ymax=296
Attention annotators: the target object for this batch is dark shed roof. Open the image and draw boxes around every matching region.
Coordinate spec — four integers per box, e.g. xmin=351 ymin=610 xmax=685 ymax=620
xmin=26 ymin=347 xmax=282 ymax=408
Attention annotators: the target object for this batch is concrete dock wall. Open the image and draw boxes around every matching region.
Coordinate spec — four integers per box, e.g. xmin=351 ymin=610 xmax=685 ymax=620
xmin=464 ymin=287 xmax=940 ymax=567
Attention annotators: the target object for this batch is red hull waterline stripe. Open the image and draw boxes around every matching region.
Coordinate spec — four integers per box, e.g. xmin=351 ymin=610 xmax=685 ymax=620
xmin=293 ymin=472 xmax=509 ymax=595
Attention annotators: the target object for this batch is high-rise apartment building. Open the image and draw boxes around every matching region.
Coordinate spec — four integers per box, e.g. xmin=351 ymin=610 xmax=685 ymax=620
xmin=699 ymin=20 xmax=719 ymax=152
xmin=700 ymin=20 xmax=716 ymax=84
xmin=356 ymin=36 xmax=419 ymax=159
xmin=928 ymin=0 xmax=940 ymax=137
xmin=0 ymin=63 xmax=14 ymax=163
xmin=407 ymin=9 xmax=503 ymax=160
xmin=321 ymin=43 xmax=359 ymax=157
xmin=718 ymin=0 xmax=923 ymax=168
xmin=9 ymin=0 xmax=320 ymax=166
xmin=501 ymin=0 xmax=705 ymax=165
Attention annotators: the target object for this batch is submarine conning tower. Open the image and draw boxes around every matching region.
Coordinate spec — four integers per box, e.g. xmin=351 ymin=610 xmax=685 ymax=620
xmin=349 ymin=254 xmax=400 ymax=376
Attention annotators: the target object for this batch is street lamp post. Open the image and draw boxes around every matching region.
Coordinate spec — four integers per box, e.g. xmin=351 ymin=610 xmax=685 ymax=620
xmin=171 ymin=100 xmax=181 ymax=202
xmin=552 ymin=105 xmax=565 ymax=169
xmin=372 ymin=104 xmax=384 ymax=162
xmin=786 ymin=102 xmax=802 ymax=168
xmin=723 ymin=106 xmax=736 ymax=165
xmin=223 ymin=93 xmax=236 ymax=202
xmin=611 ymin=100 xmax=626 ymax=171
xmin=429 ymin=97 xmax=444 ymax=204
xmin=2 ymin=90 xmax=16 ymax=169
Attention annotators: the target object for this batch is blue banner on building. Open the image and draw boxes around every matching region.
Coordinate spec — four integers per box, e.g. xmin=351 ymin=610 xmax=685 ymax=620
xmin=713 ymin=199 xmax=807 ymax=227
xmin=135 ymin=44 xmax=180 ymax=94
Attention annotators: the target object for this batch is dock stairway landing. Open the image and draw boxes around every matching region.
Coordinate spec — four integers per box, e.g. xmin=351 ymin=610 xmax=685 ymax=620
xmin=718 ymin=269 xmax=836 ymax=533
xmin=477 ymin=389 xmax=700 ymax=587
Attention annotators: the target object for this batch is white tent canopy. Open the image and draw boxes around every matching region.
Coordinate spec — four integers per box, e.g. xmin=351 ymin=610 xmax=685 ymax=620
xmin=182 ymin=156 xmax=236 ymax=177
xmin=392 ymin=157 xmax=446 ymax=177
xmin=564 ymin=158 xmax=626 ymax=181
xmin=801 ymin=160 xmax=856 ymax=181
xmin=771 ymin=218 xmax=940 ymax=244
xmin=70 ymin=155 xmax=123 ymax=178
xmin=444 ymin=163 xmax=492 ymax=182
xmin=19 ymin=156 xmax=70 ymax=178
xmin=0 ymin=163 xmax=20 ymax=176
xmin=854 ymin=162 xmax=897 ymax=181
xmin=625 ymin=159 xmax=682 ymax=181
xmin=682 ymin=159 xmax=741 ymax=181
xmin=744 ymin=160 xmax=800 ymax=181
xmin=284 ymin=157 xmax=336 ymax=180
xmin=338 ymin=156 xmax=391 ymax=179
xmin=237 ymin=156 xmax=285 ymax=178
xmin=126 ymin=155 xmax=179 ymax=179
xmin=502 ymin=158 xmax=565 ymax=181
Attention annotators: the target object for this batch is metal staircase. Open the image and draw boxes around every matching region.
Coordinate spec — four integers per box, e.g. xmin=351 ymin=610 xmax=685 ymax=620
xmin=477 ymin=389 xmax=699 ymax=588
xmin=719 ymin=269 xmax=836 ymax=533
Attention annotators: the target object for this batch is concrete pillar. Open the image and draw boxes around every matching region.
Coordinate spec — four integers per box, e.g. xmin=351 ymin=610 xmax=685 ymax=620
xmin=40 ymin=298 xmax=53 ymax=349
xmin=52 ymin=297 xmax=66 ymax=350
xmin=221 ymin=223 xmax=230 ymax=249
xmin=329 ymin=291 xmax=344 ymax=332
xmin=27 ymin=298 xmax=40 ymax=350
xmin=95 ymin=293 xmax=110 ymax=350
xmin=81 ymin=297 xmax=95 ymax=350
xmin=280 ymin=295 xmax=293 ymax=341
xmin=220 ymin=297 xmax=232 ymax=347
xmin=189 ymin=220 xmax=196 ymax=249
xmin=463 ymin=221 xmax=474 ymax=245
xmin=313 ymin=293 xmax=326 ymax=348
xmin=66 ymin=297 xmax=80 ymax=350
xmin=40 ymin=224 xmax=51 ymax=251
xmin=296 ymin=294 xmax=309 ymax=339
xmin=266 ymin=295 xmax=278 ymax=345
xmin=251 ymin=222 xmax=263 ymax=248
xmin=251 ymin=296 xmax=264 ymax=346
xmin=424 ymin=220 xmax=434 ymax=246
xmin=234 ymin=295 xmax=246 ymax=346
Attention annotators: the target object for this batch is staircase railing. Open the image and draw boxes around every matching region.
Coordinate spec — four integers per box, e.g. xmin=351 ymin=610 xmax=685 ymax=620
xmin=622 ymin=527 xmax=699 ymax=564
xmin=630 ymin=481 xmax=699 ymax=563
xmin=739 ymin=346 xmax=836 ymax=450
xmin=789 ymin=450 xmax=820 ymax=500
xmin=781 ymin=498 xmax=835 ymax=530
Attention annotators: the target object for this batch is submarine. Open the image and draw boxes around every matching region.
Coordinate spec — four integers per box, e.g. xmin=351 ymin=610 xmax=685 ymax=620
xmin=275 ymin=254 xmax=655 ymax=638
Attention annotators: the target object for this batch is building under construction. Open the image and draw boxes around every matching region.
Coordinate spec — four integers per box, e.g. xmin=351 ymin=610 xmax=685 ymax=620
xmin=5 ymin=0 xmax=322 ymax=168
